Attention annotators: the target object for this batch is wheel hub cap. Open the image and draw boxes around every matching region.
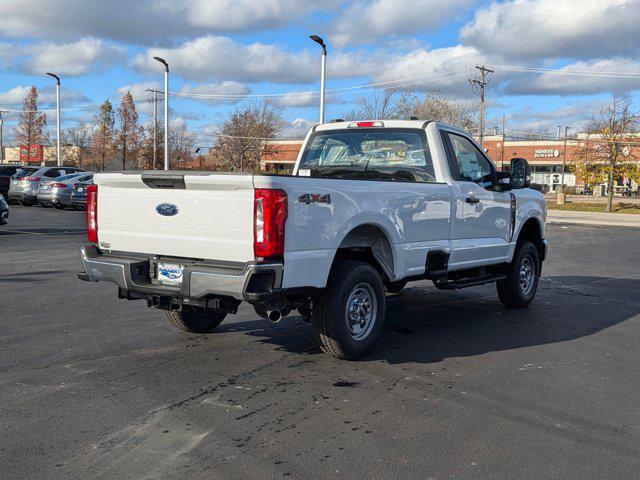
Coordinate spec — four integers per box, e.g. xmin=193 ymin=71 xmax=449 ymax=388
xmin=346 ymin=283 xmax=377 ymax=341
xmin=519 ymin=255 xmax=535 ymax=295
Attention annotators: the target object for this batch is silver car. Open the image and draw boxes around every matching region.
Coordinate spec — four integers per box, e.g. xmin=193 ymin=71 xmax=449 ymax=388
xmin=9 ymin=166 xmax=84 ymax=206
xmin=39 ymin=173 xmax=94 ymax=209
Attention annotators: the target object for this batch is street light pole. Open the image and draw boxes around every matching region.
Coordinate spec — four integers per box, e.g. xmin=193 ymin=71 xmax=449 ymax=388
xmin=153 ymin=57 xmax=169 ymax=170
xmin=46 ymin=73 xmax=61 ymax=166
xmin=309 ymin=35 xmax=327 ymax=124
xmin=558 ymin=126 xmax=570 ymax=204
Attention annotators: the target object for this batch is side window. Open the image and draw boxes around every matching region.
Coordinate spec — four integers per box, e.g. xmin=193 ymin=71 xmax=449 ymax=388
xmin=45 ymin=169 xmax=60 ymax=178
xmin=445 ymin=133 xmax=495 ymax=188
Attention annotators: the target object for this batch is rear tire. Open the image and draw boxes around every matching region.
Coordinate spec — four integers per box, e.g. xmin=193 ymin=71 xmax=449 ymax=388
xmin=311 ymin=260 xmax=386 ymax=360
xmin=165 ymin=307 xmax=227 ymax=333
xmin=497 ymin=241 xmax=540 ymax=308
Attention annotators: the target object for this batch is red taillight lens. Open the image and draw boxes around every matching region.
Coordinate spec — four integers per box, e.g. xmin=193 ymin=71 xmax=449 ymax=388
xmin=347 ymin=121 xmax=385 ymax=128
xmin=254 ymin=188 xmax=287 ymax=259
xmin=87 ymin=184 xmax=98 ymax=243
xmin=51 ymin=183 xmax=67 ymax=188
xmin=25 ymin=176 xmax=41 ymax=182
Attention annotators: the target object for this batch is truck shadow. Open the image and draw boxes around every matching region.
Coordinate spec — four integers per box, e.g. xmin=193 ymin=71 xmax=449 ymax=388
xmin=223 ymin=275 xmax=640 ymax=364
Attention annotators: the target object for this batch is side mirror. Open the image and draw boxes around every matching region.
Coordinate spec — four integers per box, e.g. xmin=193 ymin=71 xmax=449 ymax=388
xmin=510 ymin=157 xmax=531 ymax=189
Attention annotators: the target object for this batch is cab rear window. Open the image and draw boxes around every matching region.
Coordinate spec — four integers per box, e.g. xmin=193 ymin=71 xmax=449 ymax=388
xmin=298 ymin=128 xmax=436 ymax=183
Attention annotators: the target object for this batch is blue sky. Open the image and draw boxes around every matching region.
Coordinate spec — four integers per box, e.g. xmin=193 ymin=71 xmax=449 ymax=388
xmin=1 ymin=0 xmax=640 ymax=147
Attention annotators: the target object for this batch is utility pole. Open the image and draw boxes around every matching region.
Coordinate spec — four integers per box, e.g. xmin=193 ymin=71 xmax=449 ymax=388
xmin=145 ymin=88 xmax=163 ymax=169
xmin=0 ymin=111 xmax=6 ymax=162
xmin=469 ymin=65 xmax=494 ymax=148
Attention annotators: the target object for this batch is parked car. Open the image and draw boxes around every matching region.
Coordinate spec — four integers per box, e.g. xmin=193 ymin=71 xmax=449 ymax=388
xmin=78 ymin=119 xmax=548 ymax=360
xmin=0 ymin=165 xmax=37 ymax=200
xmin=9 ymin=166 xmax=84 ymax=206
xmin=0 ymin=194 xmax=8 ymax=225
xmin=70 ymin=179 xmax=94 ymax=210
xmin=37 ymin=173 xmax=91 ymax=208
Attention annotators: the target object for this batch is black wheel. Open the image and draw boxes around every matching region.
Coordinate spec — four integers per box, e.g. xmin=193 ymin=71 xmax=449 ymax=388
xmin=20 ymin=201 xmax=33 ymax=206
xmin=311 ymin=260 xmax=386 ymax=360
xmin=165 ymin=307 xmax=226 ymax=333
xmin=386 ymin=280 xmax=407 ymax=293
xmin=53 ymin=204 xmax=64 ymax=210
xmin=497 ymin=241 xmax=540 ymax=308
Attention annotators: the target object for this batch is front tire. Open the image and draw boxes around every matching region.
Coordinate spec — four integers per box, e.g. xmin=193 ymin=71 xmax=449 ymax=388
xmin=312 ymin=260 xmax=386 ymax=360
xmin=165 ymin=307 xmax=226 ymax=333
xmin=497 ymin=241 xmax=540 ymax=308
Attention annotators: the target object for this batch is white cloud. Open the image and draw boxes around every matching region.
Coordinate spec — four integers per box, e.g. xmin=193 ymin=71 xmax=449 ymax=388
xmin=0 ymin=86 xmax=33 ymax=106
xmin=0 ymin=38 xmax=125 ymax=77
xmin=0 ymin=85 xmax=89 ymax=108
xmin=0 ymin=0 xmax=337 ymax=43
xmin=372 ymin=45 xmax=486 ymax=95
xmin=332 ymin=0 xmax=473 ymax=47
xmin=179 ymin=81 xmax=250 ymax=104
xmin=162 ymin=0 xmax=338 ymax=32
xmin=503 ymin=100 xmax=609 ymax=133
xmin=461 ymin=0 xmax=640 ymax=60
xmin=280 ymin=118 xmax=317 ymax=139
xmin=504 ymin=59 xmax=640 ymax=95
xmin=134 ymin=35 xmax=373 ymax=83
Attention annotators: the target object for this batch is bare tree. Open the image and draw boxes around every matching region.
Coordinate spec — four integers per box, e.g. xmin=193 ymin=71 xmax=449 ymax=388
xmin=16 ymin=86 xmax=48 ymax=146
xmin=63 ymin=122 xmax=92 ymax=167
xmin=212 ymin=102 xmax=284 ymax=172
xmin=169 ymin=124 xmax=196 ymax=169
xmin=116 ymin=92 xmax=142 ymax=170
xmin=396 ymin=90 xmax=478 ymax=132
xmin=342 ymin=88 xmax=403 ymax=120
xmin=138 ymin=124 xmax=163 ymax=170
xmin=572 ymin=97 xmax=640 ymax=212
xmin=91 ymin=100 xmax=115 ymax=172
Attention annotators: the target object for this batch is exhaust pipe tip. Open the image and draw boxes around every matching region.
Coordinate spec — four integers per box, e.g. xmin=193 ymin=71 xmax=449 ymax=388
xmin=267 ymin=310 xmax=283 ymax=323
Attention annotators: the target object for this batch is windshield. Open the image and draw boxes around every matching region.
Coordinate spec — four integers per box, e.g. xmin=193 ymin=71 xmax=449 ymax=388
xmin=297 ymin=128 xmax=436 ymax=183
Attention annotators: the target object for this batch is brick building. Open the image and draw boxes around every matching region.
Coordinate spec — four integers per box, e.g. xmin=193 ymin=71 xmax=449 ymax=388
xmin=259 ymin=140 xmax=303 ymax=174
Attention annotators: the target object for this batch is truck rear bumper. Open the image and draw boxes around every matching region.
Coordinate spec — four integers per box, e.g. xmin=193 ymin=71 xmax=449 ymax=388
xmin=78 ymin=245 xmax=283 ymax=302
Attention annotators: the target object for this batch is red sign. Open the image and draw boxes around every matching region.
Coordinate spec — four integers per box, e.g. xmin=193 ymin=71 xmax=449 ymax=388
xmin=19 ymin=144 xmax=43 ymax=164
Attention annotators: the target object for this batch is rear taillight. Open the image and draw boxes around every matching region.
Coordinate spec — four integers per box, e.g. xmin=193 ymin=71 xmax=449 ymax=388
xmin=87 ymin=184 xmax=98 ymax=243
xmin=347 ymin=121 xmax=384 ymax=128
xmin=51 ymin=183 xmax=67 ymax=188
xmin=254 ymin=189 xmax=287 ymax=259
xmin=25 ymin=176 xmax=41 ymax=182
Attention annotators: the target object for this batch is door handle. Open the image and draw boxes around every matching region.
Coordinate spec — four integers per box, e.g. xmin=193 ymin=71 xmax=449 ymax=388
xmin=465 ymin=196 xmax=480 ymax=204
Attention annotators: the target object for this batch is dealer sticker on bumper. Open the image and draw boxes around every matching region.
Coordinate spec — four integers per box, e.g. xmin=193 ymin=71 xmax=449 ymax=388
xmin=157 ymin=262 xmax=185 ymax=286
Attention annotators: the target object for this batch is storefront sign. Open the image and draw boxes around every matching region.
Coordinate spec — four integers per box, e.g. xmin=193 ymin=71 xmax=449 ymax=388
xmin=534 ymin=149 xmax=560 ymax=158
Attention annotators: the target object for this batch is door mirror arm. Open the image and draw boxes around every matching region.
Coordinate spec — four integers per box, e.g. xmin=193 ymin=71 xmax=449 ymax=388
xmin=495 ymin=171 xmax=512 ymax=192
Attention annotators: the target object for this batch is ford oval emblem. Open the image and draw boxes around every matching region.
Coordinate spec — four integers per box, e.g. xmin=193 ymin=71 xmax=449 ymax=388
xmin=156 ymin=203 xmax=179 ymax=217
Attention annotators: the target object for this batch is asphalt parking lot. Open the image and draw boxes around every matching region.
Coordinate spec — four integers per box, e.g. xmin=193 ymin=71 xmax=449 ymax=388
xmin=1 ymin=205 xmax=640 ymax=479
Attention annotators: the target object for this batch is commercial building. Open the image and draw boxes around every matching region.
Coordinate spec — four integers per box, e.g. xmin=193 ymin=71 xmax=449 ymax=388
xmin=259 ymin=140 xmax=303 ymax=174
xmin=3 ymin=144 xmax=84 ymax=166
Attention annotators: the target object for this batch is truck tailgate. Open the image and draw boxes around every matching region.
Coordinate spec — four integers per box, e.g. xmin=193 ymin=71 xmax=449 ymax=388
xmin=96 ymin=172 xmax=255 ymax=262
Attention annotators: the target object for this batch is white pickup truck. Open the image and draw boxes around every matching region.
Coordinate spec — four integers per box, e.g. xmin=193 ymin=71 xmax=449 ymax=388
xmin=79 ymin=120 xmax=547 ymax=359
